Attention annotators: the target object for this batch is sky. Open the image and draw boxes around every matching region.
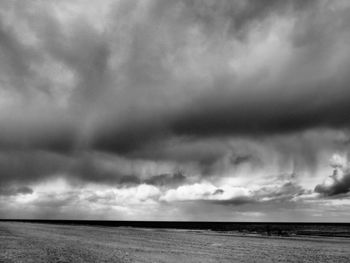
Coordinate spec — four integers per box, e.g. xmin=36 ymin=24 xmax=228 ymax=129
xmin=0 ymin=0 xmax=350 ymax=221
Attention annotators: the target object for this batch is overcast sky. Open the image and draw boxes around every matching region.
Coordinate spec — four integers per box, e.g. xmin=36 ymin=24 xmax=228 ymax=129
xmin=1 ymin=0 xmax=350 ymax=221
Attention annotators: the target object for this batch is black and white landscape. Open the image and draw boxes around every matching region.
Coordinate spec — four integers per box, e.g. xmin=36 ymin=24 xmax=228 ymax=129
xmin=1 ymin=221 xmax=350 ymax=262
xmin=0 ymin=0 xmax=350 ymax=262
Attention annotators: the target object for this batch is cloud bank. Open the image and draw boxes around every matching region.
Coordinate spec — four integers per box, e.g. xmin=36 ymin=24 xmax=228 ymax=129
xmin=0 ymin=0 xmax=350 ymax=220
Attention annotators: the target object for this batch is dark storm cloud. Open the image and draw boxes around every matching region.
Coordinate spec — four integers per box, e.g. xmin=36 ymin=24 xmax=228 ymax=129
xmin=0 ymin=150 xmax=130 ymax=185
xmin=169 ymin=73 xmax=350 ymax=138
xmin=0 ymin=1 xmax=348 ymax=146
xmin=315 ymin=169 xmax=350 ymax=196
xmin=71 ymin=157 xmax=184 ymax=187
xmin=90 ymin=120 xmax=166 ymax=155
xmin=0 ymin=0 xmax=349 ymax=190
xmin=0 ymin=149 xmax=184 ymax=187
xmin=126 ymin=138 xmax=230 ymax=176
xmin=0 ymin=115 xmax=76 ymax=153
xmin=0 ymin=151 xmax=70 ymax=184
xmin=88 ymin=0 xmax=350 ymax=154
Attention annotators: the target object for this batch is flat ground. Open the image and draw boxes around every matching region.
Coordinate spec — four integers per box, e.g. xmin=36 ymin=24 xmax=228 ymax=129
xmin=0 ymin=222 xmax=349 ymax=263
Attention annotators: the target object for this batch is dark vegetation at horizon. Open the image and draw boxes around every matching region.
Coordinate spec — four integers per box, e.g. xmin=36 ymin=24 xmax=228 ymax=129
xmin=1 ymin=219 xmax=350 ymax=238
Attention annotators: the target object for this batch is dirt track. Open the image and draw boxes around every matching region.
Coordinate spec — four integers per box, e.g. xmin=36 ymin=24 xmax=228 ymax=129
xmin=1 ymin=222 xmax=350 ymax=262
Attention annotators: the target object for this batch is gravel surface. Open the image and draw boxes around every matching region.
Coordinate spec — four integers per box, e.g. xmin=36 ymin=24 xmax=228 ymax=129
xmin=1 ymin=222 xmax=350 ymax=262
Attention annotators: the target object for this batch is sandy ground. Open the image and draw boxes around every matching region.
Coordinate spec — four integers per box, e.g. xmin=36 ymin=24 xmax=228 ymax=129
xmin=0 ymin=222 xmax=350 ymax=263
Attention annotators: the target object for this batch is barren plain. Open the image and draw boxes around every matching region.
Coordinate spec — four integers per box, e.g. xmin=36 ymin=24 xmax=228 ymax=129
xmin=1 ymin=222 xmax=350 ymax=263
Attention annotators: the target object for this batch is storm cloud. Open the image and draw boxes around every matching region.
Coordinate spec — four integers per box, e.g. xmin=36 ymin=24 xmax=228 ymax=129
xmin=0 ymin=0 xmax=350 ymax=220
xmin=0 ymin=0 xmax=349 ymax=153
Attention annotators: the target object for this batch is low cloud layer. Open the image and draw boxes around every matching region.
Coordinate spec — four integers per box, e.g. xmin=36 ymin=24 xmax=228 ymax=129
xmin=0 ymin=0 xmax=350 ymax=220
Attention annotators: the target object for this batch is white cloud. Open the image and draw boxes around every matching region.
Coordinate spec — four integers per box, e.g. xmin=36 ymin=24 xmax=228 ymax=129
xmin=160 ymin=182 xmax=251 ymax=202
xmin=161 ymin=182 xmax=217 ymax=202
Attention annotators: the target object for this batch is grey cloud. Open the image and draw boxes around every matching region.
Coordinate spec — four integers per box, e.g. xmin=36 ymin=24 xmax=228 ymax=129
xmin=0 ymin=151 xmax=125 ymax=186
xmin=211 ymin=196 xmax=256 ymax=206
xmin=256 ymin=181 xmax=308 ymax=201
xmin=32 ymin=193 xmax=78 ymax=209
xmin=89 ymin=0 xmax=350 ymax=155
xmin=180 ymin=0 xmax=315 ymax=39
xmin=0 ymin=0 xmax=348 ymax=156
xmin=170 ymin=74 xmax=350 ymax=138
xmin=0 ymin=186 xmax=33 ymax=196
xmin=126 ymin=138 xmax=230 ymax=176
xmin=315 ymin=169 xmax=350 ymax=196
xmin=213 ymin=189 xmax=224 ymax=195
xmin=0 ymin=0 xmax=349 ymax=190
xmin=230 ymin=154 xmax=254 ymax=166
xmin=72 ymin=156 xmax=188 ymax=187
xmin=0 ymin=149 xmax=184 ymax=187
xmin=144 ymin=171 xmax=186 ymax=187
xmin=0 ymin=18 xmax=37 ymax=94
xmin=210 ymin=179 xmax=308 ymax=206
xmin=0 ymin=151 xmax=70 ymax=184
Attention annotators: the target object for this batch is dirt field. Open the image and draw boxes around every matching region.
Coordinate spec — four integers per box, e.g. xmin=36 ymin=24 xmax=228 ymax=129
xmin=0 ymin=222 xmax=349 ymax=263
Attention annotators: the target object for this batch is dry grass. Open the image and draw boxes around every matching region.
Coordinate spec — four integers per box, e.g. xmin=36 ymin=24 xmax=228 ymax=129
xmin=1 ymin=222 xmax=350 ymax=262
